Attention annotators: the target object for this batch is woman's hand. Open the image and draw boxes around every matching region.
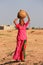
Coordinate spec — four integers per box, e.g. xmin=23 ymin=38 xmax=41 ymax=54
xmin=13 ymin=18 xmax=18 ymax=25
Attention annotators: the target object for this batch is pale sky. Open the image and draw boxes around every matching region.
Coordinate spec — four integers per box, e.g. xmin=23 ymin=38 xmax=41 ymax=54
xmin=0 ymin=0 xmax=43 ymax=27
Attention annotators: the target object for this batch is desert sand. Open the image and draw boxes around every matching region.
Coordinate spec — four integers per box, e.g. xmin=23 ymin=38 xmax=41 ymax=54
xmin=0 ymin=29 xmax=43 ymax=65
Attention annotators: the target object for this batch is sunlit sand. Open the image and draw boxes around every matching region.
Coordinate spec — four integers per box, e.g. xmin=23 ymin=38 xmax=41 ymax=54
xmin=0 ymin=29 xmax=43 ymax=65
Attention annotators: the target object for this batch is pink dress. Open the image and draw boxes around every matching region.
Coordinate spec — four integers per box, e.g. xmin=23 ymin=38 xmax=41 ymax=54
xmin=13 ymin=21 xmax=29 ymax=60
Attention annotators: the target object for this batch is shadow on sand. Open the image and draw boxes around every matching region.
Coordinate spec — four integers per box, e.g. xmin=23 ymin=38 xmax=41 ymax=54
xmin=0 ymin=61 xmax=20 ymax=65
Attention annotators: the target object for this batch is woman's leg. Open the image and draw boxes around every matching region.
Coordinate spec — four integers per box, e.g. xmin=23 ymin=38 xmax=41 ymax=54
xmin=20 ymin=40 xmax=24 ymax=60
xmin=22 ymin=40 xmax=27 ymax=60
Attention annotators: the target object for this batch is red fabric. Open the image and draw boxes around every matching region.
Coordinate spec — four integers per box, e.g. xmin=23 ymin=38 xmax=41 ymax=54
xmin=24 ymin=44 xmax=26 ymax=49
xmin=13 ymin=40 xmax=24 ymax=60
xmin=15 ymin=21 xmax=29 ymax=40
xmin=16 ymin=24 xmax=20 ymax=29
xmin=13 ymin=21 xmax=29 ymax=60
xmin=25 ymin=21 xmax=29 ymax=27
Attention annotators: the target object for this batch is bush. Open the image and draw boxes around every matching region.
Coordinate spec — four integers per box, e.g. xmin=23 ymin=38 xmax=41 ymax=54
xmin=32 ymin=27 xmax=35 ymax=29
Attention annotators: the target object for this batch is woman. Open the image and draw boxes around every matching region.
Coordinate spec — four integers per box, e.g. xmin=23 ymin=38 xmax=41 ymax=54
xmin=13 ymin=12 xmax=30 ymax=61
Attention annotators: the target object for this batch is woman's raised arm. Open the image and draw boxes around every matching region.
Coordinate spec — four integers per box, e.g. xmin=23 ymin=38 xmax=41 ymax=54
xmin=13 ymin=18 xmax=18 ymax=25
xmin=25 ymin=12 xmax=30 ymax=27
xmin=26 ymin=12 xmax=30 ymax=22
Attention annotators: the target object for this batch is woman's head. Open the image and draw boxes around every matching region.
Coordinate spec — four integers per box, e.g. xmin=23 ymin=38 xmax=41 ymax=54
xmin=19 ymin=19 xmax=25 ymax=26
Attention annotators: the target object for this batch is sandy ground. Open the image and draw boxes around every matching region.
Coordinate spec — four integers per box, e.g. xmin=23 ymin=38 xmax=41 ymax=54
xmin=0 ymin=29 xmax=43 ymax=65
